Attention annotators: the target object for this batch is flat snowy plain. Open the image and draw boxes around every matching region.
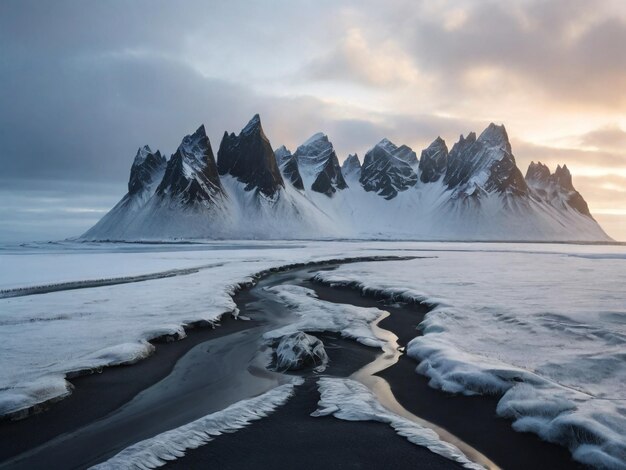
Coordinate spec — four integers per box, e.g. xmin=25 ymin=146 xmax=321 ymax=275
xmin=1 ymin=240 xmax=625 ymax=468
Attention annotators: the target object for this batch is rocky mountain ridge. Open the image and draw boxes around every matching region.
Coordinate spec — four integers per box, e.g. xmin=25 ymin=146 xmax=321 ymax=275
xmin=82 ymin=114 xmax=610 ymax=241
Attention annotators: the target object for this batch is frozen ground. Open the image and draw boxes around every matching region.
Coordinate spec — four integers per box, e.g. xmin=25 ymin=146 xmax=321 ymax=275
xmin=1 ymin=240 xmax=625 ymax=468
xmin=314 ymin=246 xmax=626 ymax=469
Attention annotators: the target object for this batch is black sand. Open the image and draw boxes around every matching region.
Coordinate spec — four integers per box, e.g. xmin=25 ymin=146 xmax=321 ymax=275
xmin=165 ymin=375 xmax=462 ymax=470
xmin=0 ymin=262 xmax=585 ymax=469
xmin=0 ymin=314 xmax=258 ymax=463
xmin=308 ymin=280 xmax=585 ymax=470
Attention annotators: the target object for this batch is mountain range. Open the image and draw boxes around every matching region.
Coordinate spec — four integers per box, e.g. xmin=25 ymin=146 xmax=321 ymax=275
xmin=82 ymin=114 xmax=610 ymax=241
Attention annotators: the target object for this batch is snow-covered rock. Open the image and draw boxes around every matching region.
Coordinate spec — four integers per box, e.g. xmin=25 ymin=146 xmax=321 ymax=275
xmin=359 ymin=138 xmax=418 ymax=199
xmin=274 ymin=145 xmax=292 ymax=166
xmin=293 ymin=133 xmax=348 ymax=196
xmin=418 ymin=137 xmax=448 ymax=183
xmin=217 ymin=114 xmax=284 ymax=198
xmin=82 ymin=117 xmax=611 ymax=242
xmin=341 ymin=153 xmax=361 ymax=181
xmin=155 ymin=125 xmax=224 ymax=206
xmin=128 ymin=146 xmax=166 ymax=196
xmin=444 ymin=123 xmax=528 ymax=198
xmin=272 ymin=331 xmax=328 ymax=372
xmin=279 ymin=154 xmax=304 ymax=191
xmin=526 ymin=162 xmax=592 ymax=217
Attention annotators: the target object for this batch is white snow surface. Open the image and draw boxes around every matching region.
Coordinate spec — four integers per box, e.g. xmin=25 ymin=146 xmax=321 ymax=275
xmin=84 ymin=170 xmax=611 ymax=241
xmin=91 ymin=378 xmax=303 ymax=469
xmin=0 ymin=240 xmax=410 ymax=417
xmin=314 ymin=247 xmax=626 ymax=469
xmin=263 ymin=284 xmax=385 ymax=348
xmin=2 ymin=240 xmax=625 ymax=468
xmin=312 ymin=377 xmax=484 ymax=469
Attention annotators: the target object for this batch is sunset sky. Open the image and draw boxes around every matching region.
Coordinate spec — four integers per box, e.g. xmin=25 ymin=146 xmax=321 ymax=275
xmin=1 ymin=0 xmax=625 ymax=241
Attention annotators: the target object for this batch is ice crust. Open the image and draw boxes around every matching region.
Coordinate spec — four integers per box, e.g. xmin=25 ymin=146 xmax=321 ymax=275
xmin=313 ymin=249 xmax=626 ymax=469
xmin=91 ymin=379 xmax=302 ymax=469
xmin=263 ymin=284 xmax=385 ymax=349
xmin=313 ymin=377 xmax=484 ymax=469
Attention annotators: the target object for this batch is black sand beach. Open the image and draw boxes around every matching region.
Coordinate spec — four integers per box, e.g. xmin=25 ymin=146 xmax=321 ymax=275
xmin=0 ymin=262 xmax=585 ymax=469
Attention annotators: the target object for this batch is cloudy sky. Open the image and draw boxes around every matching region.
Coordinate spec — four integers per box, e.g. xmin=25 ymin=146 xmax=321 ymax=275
xmin=1 ymin=0 xmax=625 ymax=241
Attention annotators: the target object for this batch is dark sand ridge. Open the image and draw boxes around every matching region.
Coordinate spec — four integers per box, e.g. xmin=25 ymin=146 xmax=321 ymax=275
xmin=0 ymin=260 xmax=583 ymax=469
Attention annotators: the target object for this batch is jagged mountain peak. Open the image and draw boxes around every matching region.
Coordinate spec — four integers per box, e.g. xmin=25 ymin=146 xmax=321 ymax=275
xmin=177 ymin=124 xmax=214 ymax=165
xmin=301 ymin=132 xmax=328 ymax=147
xmin=419 ymin=137 xmax=449 ymax=183
xmin=444 ymin=124 xmax=526 ymax=197
xmin=526 ymin=161 xmax=551 ymax=182
xmin=376 ymin=137 xmax=397 ymax=152
xmin=84 ymin=120 xmax=609 ymax=242
xmin=156 ymin=125 xmax=223 ymax=205
xmin=341 ymin=153 xmax=361 ymax=180
xmin=479 ymin=123 xmax=509 ymax=146
xmin=134 ymin=144 xmax=153 ymax=160
xmin=217 ymin=114 xmax=284 ymax=197
xmin=526 ymin=162 xmax=590 ymax=216
xmin=128 ymin=146 xmax=166 ymax=195
xmin=360 ymin=140 xmax=417 ymax=200
xmin=241 ymin=113 xmax=262 ymax=134
xmin=274 ymin=145 xmax=292 ymax=166
xmin=554 ymin=164 xmax=574 ymax=191
xmin=293 ymin=132 xmax=347 ymax=196
xmin=295 ymin=133 xmax=334 ymax=163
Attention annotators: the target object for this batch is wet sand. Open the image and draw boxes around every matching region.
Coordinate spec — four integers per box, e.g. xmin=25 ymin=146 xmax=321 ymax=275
xmin=165 ymin=373 xmax=462 ymax=470
xmin=308 ymin=280 xmax=585 ymax=470
xmin=0 ymin=314 xmax=258 ymax=463
xmin=0 ymin=262 xmax=584 ymax=469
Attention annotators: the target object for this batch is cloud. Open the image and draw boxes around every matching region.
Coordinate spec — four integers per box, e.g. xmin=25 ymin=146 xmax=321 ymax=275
xmin=1 ymin=0 xmax=625 ymax=241
xmin=512 ymin=140 xmax=626 ymax=174
xmin=578 ymin=125 xmax=626 ymax=152
xmin=304 ymin=28 xmax=421 ymax=87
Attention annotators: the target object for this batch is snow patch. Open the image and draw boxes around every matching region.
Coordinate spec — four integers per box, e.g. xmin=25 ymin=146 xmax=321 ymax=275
xmin=313 ymin=251 xmax=626 ymax=468
xmin=263 ymin=284 xmax=385 ymax=349
xmin=91 ymin=379 xmax=303 ymax=469
xmin=312 ymin=377 xmax=484 ymax=469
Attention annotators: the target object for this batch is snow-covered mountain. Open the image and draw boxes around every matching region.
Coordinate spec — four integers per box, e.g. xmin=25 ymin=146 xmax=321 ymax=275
xmin=292 ymin=132 xmax=348 ymax=196
xmin=82 ymin=115 xmax=611 ymax=242
xmin=341 ymin=154 xmax=361 ymax=181
xmin=359 ymin=138 xmax=418 ymax=200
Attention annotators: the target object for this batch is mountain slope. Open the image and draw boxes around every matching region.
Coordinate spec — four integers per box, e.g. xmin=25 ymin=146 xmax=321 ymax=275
xmin=82 ymin=117 xmax=611 ymax=242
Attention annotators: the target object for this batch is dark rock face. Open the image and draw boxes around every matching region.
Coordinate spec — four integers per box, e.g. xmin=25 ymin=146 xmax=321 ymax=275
xmin=418 ymin=137 xmax=448 ymax=183
xmin=341 ymin=153 xmax=361 ymax=180
xmin=281 ymin=154 xmax=304 ymax=190
xmin=293 ymin=133 xmax=347 ymax=196
xmin=393 ymin=145 xmax=418 ymax=166
xmin=444 ymin=124 xmax=528 ymax=198
xmin=525 ymin=161 xmax=551 ymax=184
xmin=156 ymin=125 xmax=223 ymax=205
xmin=526 ymin=162 xmax=591 ymax=216
xmin=217 ymin=114 xmax=284 ymax=198
xmin=128 ymin=145 xmax=166 ymax=195
xmin=360 ymin=139 xmax=418 ymax=200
